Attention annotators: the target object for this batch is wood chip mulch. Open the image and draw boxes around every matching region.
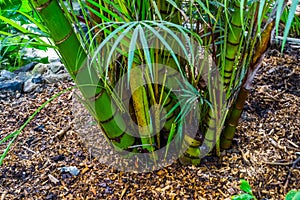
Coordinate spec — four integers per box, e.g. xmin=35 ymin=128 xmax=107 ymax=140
xmin=0 ymin=46 xmax=299 ymax=200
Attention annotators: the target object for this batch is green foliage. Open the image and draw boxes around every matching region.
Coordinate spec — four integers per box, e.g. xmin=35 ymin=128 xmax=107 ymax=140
xmin=276 ymin=0 xmax=299 ymax=52
xmin=0 ymin=0 xmax=53 ymax=71
xmin=240 ymin=179 xmax=253 ymax=195
xmin=286 ymin=189 xmax=300 ymax=200
xmin=281 ymin=7 xmax=300 ymax=37
xmin=232 ymin=179 xmax=256 ymax=200
xmin=232 ymin=179 xmax=300 ymax=200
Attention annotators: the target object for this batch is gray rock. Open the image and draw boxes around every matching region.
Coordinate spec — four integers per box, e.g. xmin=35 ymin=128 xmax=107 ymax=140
xmin=43 ymin=73 xmax=70 ymax=83
xmin=0 ymin=80 xmax=23 ymax=92
xmin=13 ymin=62 xmax=37 ymax=73
xmin=59 ymin=166 xmax=80 ymax=176
xmin=49 ymin=63 xmax=65 ymax=74
xmin=35 ymin=86 xmax=43 ymax=93
xmin=32 ymin=63 xmax=48 ymax=75
xmin=15 ymin=72 xmax=32 ymax=82
xmin=23 ymin=79 xmax=39 ymax=93
xmin=32 ymin=75 xmax=43 ymax=84
xmin=0 ymin=70 xmax=15 ymax=80
xmin=16 ymin=92 xmax=21 ymax=98
xmin=0 ymin=93 xmax=7 ymax=99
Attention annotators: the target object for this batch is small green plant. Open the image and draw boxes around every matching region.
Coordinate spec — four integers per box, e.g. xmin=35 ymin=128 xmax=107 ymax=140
xmin=232 ymin=179 xmax=256 ymax=200
xmin=232 ymin=179 xmax=300 ymax=200
xmin=285 ymin=189 xmax=300 ymax=200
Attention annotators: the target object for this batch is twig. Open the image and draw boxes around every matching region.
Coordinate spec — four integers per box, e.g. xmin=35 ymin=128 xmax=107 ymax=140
xmin=1 ymin=191 xmax=7 ymax=200
xmin=286 ymin=139 xmax=299 ymax=149
xmin=22 ymin=146 xmax=37 ymax=154
xmin=53 ymin=125 xmax=71 ymax=139
xmin=263 ymin=161 xmax=293 ymax=166
xmin=269 ymin=138 xmax=285 ymax=150
xmin=238 ymin=146 xmax=251 ymax=165
xmin=217 ymin=188 xmax=227 ymax=198
xmin=120 ymin=185 xmax=129 ymax=199
xmin=284 ymin=156 xmax=300 ymax=194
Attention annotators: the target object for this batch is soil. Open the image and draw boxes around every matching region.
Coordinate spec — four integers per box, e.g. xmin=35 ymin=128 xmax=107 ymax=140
xmin=0 ymin=46 xmax=299 ymax=200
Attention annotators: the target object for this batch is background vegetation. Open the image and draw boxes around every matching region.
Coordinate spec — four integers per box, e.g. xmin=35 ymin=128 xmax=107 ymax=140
xmin=0 ymin=0 xmax=53 ymax=71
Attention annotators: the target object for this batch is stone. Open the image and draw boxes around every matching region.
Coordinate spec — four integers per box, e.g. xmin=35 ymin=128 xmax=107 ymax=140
xmin=13 ymin=62 xmax=37 ymax=73
xmin=23 ymin=48 xmax=60 ymax=63
xmin=0 ymin=94 xmax=7 ymax=99
xmin=32 ymin=63 xmax=48 ymax=75
xmin=16 ymin=72 xmax=32 ymax=82
xmin=31 ymin=75 xmax=43 ymax=84
xmin=0 ymin=80 xmax=23 ymax=92
xmin=43 ymin=73 xmax=70 ymax=83
xmin=0 ymin=70 xmax=15 ymax=80
xmin=59 ymin=166 xmax=80 ymax=176
xmin=49 ymin=62 xmax=64 ymax=74
xmin=16 ymin=92 xmax=21 ymax=98
xmin=23 ymin=79 xmax=39 ymax=93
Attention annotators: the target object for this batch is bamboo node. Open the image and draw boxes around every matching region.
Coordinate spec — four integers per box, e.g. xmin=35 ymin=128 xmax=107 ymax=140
xmin=55 ymin=29 xmax=73 ymax=45
xmin=36 ymin=0 xmax=52 ymax=11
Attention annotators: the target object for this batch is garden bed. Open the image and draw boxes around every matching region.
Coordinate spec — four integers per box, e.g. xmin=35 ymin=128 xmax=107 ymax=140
xmin=0 ymin=46 xmax=299 ymax=199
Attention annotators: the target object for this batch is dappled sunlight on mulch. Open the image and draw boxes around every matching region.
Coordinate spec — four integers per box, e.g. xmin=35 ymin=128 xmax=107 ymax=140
xmin=0 ymin=47 xmax=299 ymax=199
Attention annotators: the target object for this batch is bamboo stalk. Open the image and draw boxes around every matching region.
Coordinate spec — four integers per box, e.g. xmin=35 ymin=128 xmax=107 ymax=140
xmin=30 ymin=0 xmax=136 ymax=151
xmin=221 ymin=21 xmax=275 ymax=149
xmin=223 ymin=1 xmax=244 ymax=88
xmin=220 ymin=87 xmax=249 ymax=149
xmin=130 ymin=64 xmax=156 ymax=153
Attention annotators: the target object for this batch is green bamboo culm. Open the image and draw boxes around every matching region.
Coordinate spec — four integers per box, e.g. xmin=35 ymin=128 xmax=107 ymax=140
xmin=220 ymin=87 xmax=249 ymax=149
xmin=223 ymin=0 xmax=244 ymax=89
xmin=29 ymin=0 xmax=136 ymax=151
xmin=220 ymin=20 xmax=275 ymax=149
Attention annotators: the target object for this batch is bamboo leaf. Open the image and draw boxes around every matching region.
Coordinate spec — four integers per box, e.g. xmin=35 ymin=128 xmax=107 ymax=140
xmin=105 ymin=23 xmax=136 ymax=79
xmin=256 ymin=0 xmax=266 ymax=36
xmin=148 ymin=21 xmax=191 ymax=64
xmin=0 ymin=15 xmax=29 ymax=33
xmin=137 ymin=24 xmax=154 ymax=81
xmin=281 ymin=0 xmax=299 ymax=52
xmin=275 ymin=0 xmax=285 ymax=37
xmin=239 ymin=0 xmax=245 ymax=31
xmin=0 ymin=31 xmax=12 ymax=36
xmin=16 ymin=10 xmax=48 ymax=33
xmin=0 ymin=87 xmax=73 ymax=166
xmin=194 ymin=0 xmax=216 ymax=22
xmin=91 ymin=22 xmax=134 ymax=70
xmin=285 ymin=190 xmax=298 ymax=200
xmin=127 ymin=25 xmax=140 ymax=83
xmin=166 ymin=0 xmax=188 ymax=20
xmin=141 ymin=22 xmax=182 ymax=76
xmin=150 ymin=0 xmax=162 ymax=21
xmin=86 ymin=0 xmax=124 ymax=22
xmin=164 ymin=123 xmax=176 ymax=160
xmin=231 ymin=193 xmax=255 ymax=200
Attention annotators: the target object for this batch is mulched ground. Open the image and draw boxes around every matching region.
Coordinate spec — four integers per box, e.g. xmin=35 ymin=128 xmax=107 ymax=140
xmin=0 ymin=46 xmax=299 ymax=200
